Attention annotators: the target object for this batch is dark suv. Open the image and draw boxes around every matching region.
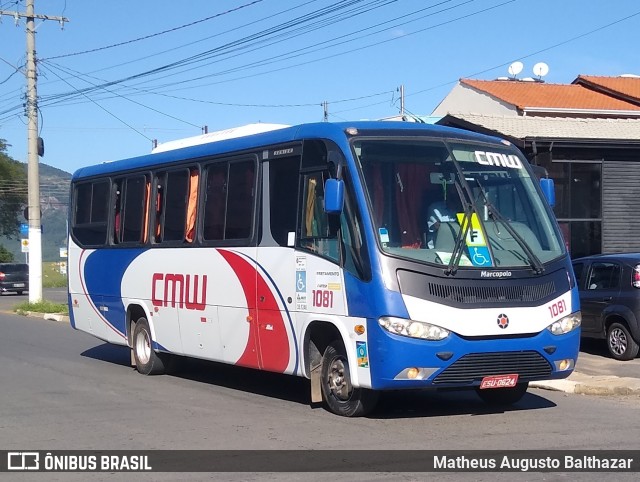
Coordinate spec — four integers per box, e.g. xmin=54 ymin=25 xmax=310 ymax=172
xmin=572 ymin=253 xmax=640 ymax=360
xmin=0 ymin=263 xmax=29 ymax=295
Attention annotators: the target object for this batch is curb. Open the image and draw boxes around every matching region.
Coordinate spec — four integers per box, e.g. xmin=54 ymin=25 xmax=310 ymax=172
xmin=531 ymin=375 xmax=640 ymax=396
xmin=21 ymin=310 xmax=70 ymax=323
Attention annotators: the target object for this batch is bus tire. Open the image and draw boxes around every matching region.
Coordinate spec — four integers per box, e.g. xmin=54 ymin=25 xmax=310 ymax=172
xmin=132 ymin=317 xmax=165 ymax=375
xmin=321 ymin=340 xmax=378 ymax=417
xmin=475 ymin=382 xmax=528 ymax=406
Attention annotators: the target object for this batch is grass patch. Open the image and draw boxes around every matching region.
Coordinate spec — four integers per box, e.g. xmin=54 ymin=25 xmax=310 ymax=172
xmin=14 ymin=299 xmax=69 ymax=316
xmin=43 ymin=261 xmax=68 ymax=288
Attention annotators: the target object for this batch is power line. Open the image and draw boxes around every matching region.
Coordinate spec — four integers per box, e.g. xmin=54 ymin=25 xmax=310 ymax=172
xmin=38 ymin=62 xmax=152 ymax=142
xmin=41 ymin=61 xmax=202 ymax=129
xmin=42 ymin=0 xmax=265 ymax=60
xmin=42 ymin=59 xmax=395 ymax=108
xmin=20 ymin=1 xmax=392 ymax=108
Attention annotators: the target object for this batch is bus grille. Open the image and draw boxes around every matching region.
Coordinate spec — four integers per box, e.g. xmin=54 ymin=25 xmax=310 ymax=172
xmin=428 ymin=281 xmax=555 ymax=304
xmin=433 ymin=351 xmax=552 ymax=385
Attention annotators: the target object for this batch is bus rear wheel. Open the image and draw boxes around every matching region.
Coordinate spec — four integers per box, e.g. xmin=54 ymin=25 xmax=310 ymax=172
xmin=321 ymin=340 xmax=378 ymax=417
xmin=475 ymin=382 xmax=528 ymax=406
xmin=132 ymin=317 xmax=165 ymax=375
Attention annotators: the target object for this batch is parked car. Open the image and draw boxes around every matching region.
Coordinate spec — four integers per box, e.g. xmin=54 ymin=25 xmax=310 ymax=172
xmin=0 ymin=263 xmax=29 ymax=295
xmin=572 ymin=253 xmax=640 ymax=360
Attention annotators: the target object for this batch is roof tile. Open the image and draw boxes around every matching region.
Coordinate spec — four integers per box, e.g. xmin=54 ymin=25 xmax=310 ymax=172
xmin=575 ymin=75 xmax=640 ymax=102
xmin=460 ymin=79 xmax=640 ymax=111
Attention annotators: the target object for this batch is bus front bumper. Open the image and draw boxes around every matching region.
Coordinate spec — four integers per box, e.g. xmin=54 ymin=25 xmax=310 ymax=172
xmin=367 ymin=324 xmax=580 ymax=391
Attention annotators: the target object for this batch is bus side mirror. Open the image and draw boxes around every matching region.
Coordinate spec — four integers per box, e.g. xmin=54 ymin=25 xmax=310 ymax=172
xmin=540 ymin=178 xmax=555 ymax=208
xmin=324 ymin=179 xmax=344 ymax=214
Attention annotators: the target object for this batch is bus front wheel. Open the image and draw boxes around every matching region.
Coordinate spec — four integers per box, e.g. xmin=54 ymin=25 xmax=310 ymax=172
xmin=475 ymin=382 xmax=528 ymax=406
xmin=321 ymin=340 xmax=378 ymax=417
xmin=132 ymin=317 xmax=165 ymax=375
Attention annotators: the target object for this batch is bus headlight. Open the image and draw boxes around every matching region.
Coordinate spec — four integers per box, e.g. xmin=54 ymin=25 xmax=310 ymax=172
xmin=379 ymin=316 xmax=450 ymax=341
xmin=547 ymin=312 xmax=581 ymax=335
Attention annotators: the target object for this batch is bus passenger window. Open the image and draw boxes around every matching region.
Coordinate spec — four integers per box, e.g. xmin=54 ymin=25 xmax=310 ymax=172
xmin=225 ymin=160 xmax=255 ymax=240
xmin=72 ymin=180 xmax=109 ymax=246
xmin=299 ymin=171 xmax=339 ymax=262
xmin=121 ymin=175 xmax=147 ymax=243
xmin=269 ymin=156 xmax=300 ymax=247
xmin=162 ymin=170 xmax=190 ymax=242
xmin=203 ymin=164 xmax=226 ymax=241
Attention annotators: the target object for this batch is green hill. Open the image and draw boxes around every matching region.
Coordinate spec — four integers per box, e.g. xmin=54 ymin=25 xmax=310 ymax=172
xmin=0 ymin=162 xmax=70 ymax=262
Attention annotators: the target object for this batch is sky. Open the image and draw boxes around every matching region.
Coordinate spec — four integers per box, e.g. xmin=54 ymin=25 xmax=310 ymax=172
xmin=0 ymin=0 xmax=639 ymax=175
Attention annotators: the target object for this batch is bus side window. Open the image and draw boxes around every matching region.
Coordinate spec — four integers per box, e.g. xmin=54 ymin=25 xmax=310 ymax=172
xmin=203 ymin=164 xmax=227 ymax=241
xmin=121 ymin=175 xmax=148 ymax=244
xmin=162 ymin=169 xmax=190 ymax=242
xmin=73 ymin=180 xmax=109 ymax=246
xmin=203 ymin=160 xmax=256 ymax=241
xmin=225 ymin=160 xmax=255 ymax=240
xmin=300 ymin=170 xmax=339 ymax=262
xmin=269 ymin=156 xmax=300 ymax=246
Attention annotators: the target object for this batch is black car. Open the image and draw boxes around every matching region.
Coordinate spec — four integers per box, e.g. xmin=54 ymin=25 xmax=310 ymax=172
xmin=0 ymin=263 xmax=29 ymax=295
xmin=572 ymin=253 xmax=640 ymax=360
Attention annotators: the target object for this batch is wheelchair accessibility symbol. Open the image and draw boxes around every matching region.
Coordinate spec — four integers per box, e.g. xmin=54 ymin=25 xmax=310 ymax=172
xmin=296 ymin=272 xmax=306 ymax=292
xmin=470 ymin=246 xmax=491 ymax=267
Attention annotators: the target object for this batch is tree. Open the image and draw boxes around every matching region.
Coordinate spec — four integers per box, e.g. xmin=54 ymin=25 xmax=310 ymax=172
xmin=0 ymin=139 xmax=27 ymax=238
xmin=0 ymin=244 xmax=14 ymax=262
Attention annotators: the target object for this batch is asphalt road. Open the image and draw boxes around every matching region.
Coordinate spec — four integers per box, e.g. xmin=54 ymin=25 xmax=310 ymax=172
xmin=1 ymin=310 xmax=639 ymax=481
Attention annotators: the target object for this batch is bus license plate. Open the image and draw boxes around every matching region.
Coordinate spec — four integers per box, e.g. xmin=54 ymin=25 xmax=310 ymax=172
xmin=479 ymin=374 xmax=518 ymax=389
xmin=13 ymin=283 xmax=24 ymax=288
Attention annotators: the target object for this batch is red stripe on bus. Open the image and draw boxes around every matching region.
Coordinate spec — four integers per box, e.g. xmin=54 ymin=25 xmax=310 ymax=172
xmin=218 ymin=249 xmax=290 ymax=372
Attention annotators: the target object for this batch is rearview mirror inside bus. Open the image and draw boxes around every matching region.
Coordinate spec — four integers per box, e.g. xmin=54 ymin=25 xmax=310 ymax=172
xmin=324 ymin=179 xmax=344 ymax=214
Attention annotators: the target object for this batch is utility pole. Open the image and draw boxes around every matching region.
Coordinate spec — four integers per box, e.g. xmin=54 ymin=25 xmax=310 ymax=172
xmin=322 ymin=101 xmax=329 ymax=122
xmin=1 ymin=1 xmax=68 ymax=303
xmin=399 ymin=85 xmax=405 ymax=118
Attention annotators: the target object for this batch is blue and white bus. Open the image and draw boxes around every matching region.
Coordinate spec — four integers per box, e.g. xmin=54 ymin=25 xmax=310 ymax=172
xmin=68 ymin=121 xmax=580 ymax=417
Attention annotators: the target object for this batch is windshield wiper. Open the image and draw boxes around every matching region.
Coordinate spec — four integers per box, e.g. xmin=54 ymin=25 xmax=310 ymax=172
xmin=444 ymin=180 xmax=474 ymax=276
xmin=471 ymin=177 xmax=545 ymax=275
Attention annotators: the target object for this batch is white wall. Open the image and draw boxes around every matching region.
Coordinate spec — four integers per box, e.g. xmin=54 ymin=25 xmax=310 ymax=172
xmin=431 ymin=83 xmax=518 ymax=117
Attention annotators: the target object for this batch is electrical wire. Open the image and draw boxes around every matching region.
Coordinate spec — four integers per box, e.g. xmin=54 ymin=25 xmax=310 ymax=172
xmin=41 ymin=61 xmax=202 ymax=129
xmin=26 ymin=1 xmax=393 ymax=107
xmin=42 ymin=0 xmax=265 ymax=60
xmin=37 ymin=62 xmax=153 ymax=141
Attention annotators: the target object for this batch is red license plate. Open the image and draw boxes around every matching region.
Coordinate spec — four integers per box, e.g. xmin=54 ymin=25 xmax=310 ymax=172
xmin=479 ymin=374 xmax=519 ymax=389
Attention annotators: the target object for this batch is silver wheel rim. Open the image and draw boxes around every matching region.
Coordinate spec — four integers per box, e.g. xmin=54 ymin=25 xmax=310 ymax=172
xmin=135 ymin=329 xmax=151 ymax=365
xmin=609 ymin=327 xmax=627 ymax=357
xmin=327 ymin=357 xmax=352 ymax=401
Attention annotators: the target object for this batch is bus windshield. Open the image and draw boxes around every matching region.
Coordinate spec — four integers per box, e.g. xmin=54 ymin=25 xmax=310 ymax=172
xmin=353 ymin=138 xmax=565 ymax=270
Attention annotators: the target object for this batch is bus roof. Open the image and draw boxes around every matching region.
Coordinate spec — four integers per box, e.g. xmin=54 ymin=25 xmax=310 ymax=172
xmin=151 ymin=123 xmax=290 ymax=153
xmin=71 ymin=121 xmax=507 ymax=181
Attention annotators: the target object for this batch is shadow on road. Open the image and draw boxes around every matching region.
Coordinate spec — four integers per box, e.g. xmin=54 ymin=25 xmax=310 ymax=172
xmin=371 ymin=388 xmax=556 ymax=419
xmin=81 ymin=342 xmax=558 ymax=419
xmin=81 ymin=343 xmax=130 ymax=366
